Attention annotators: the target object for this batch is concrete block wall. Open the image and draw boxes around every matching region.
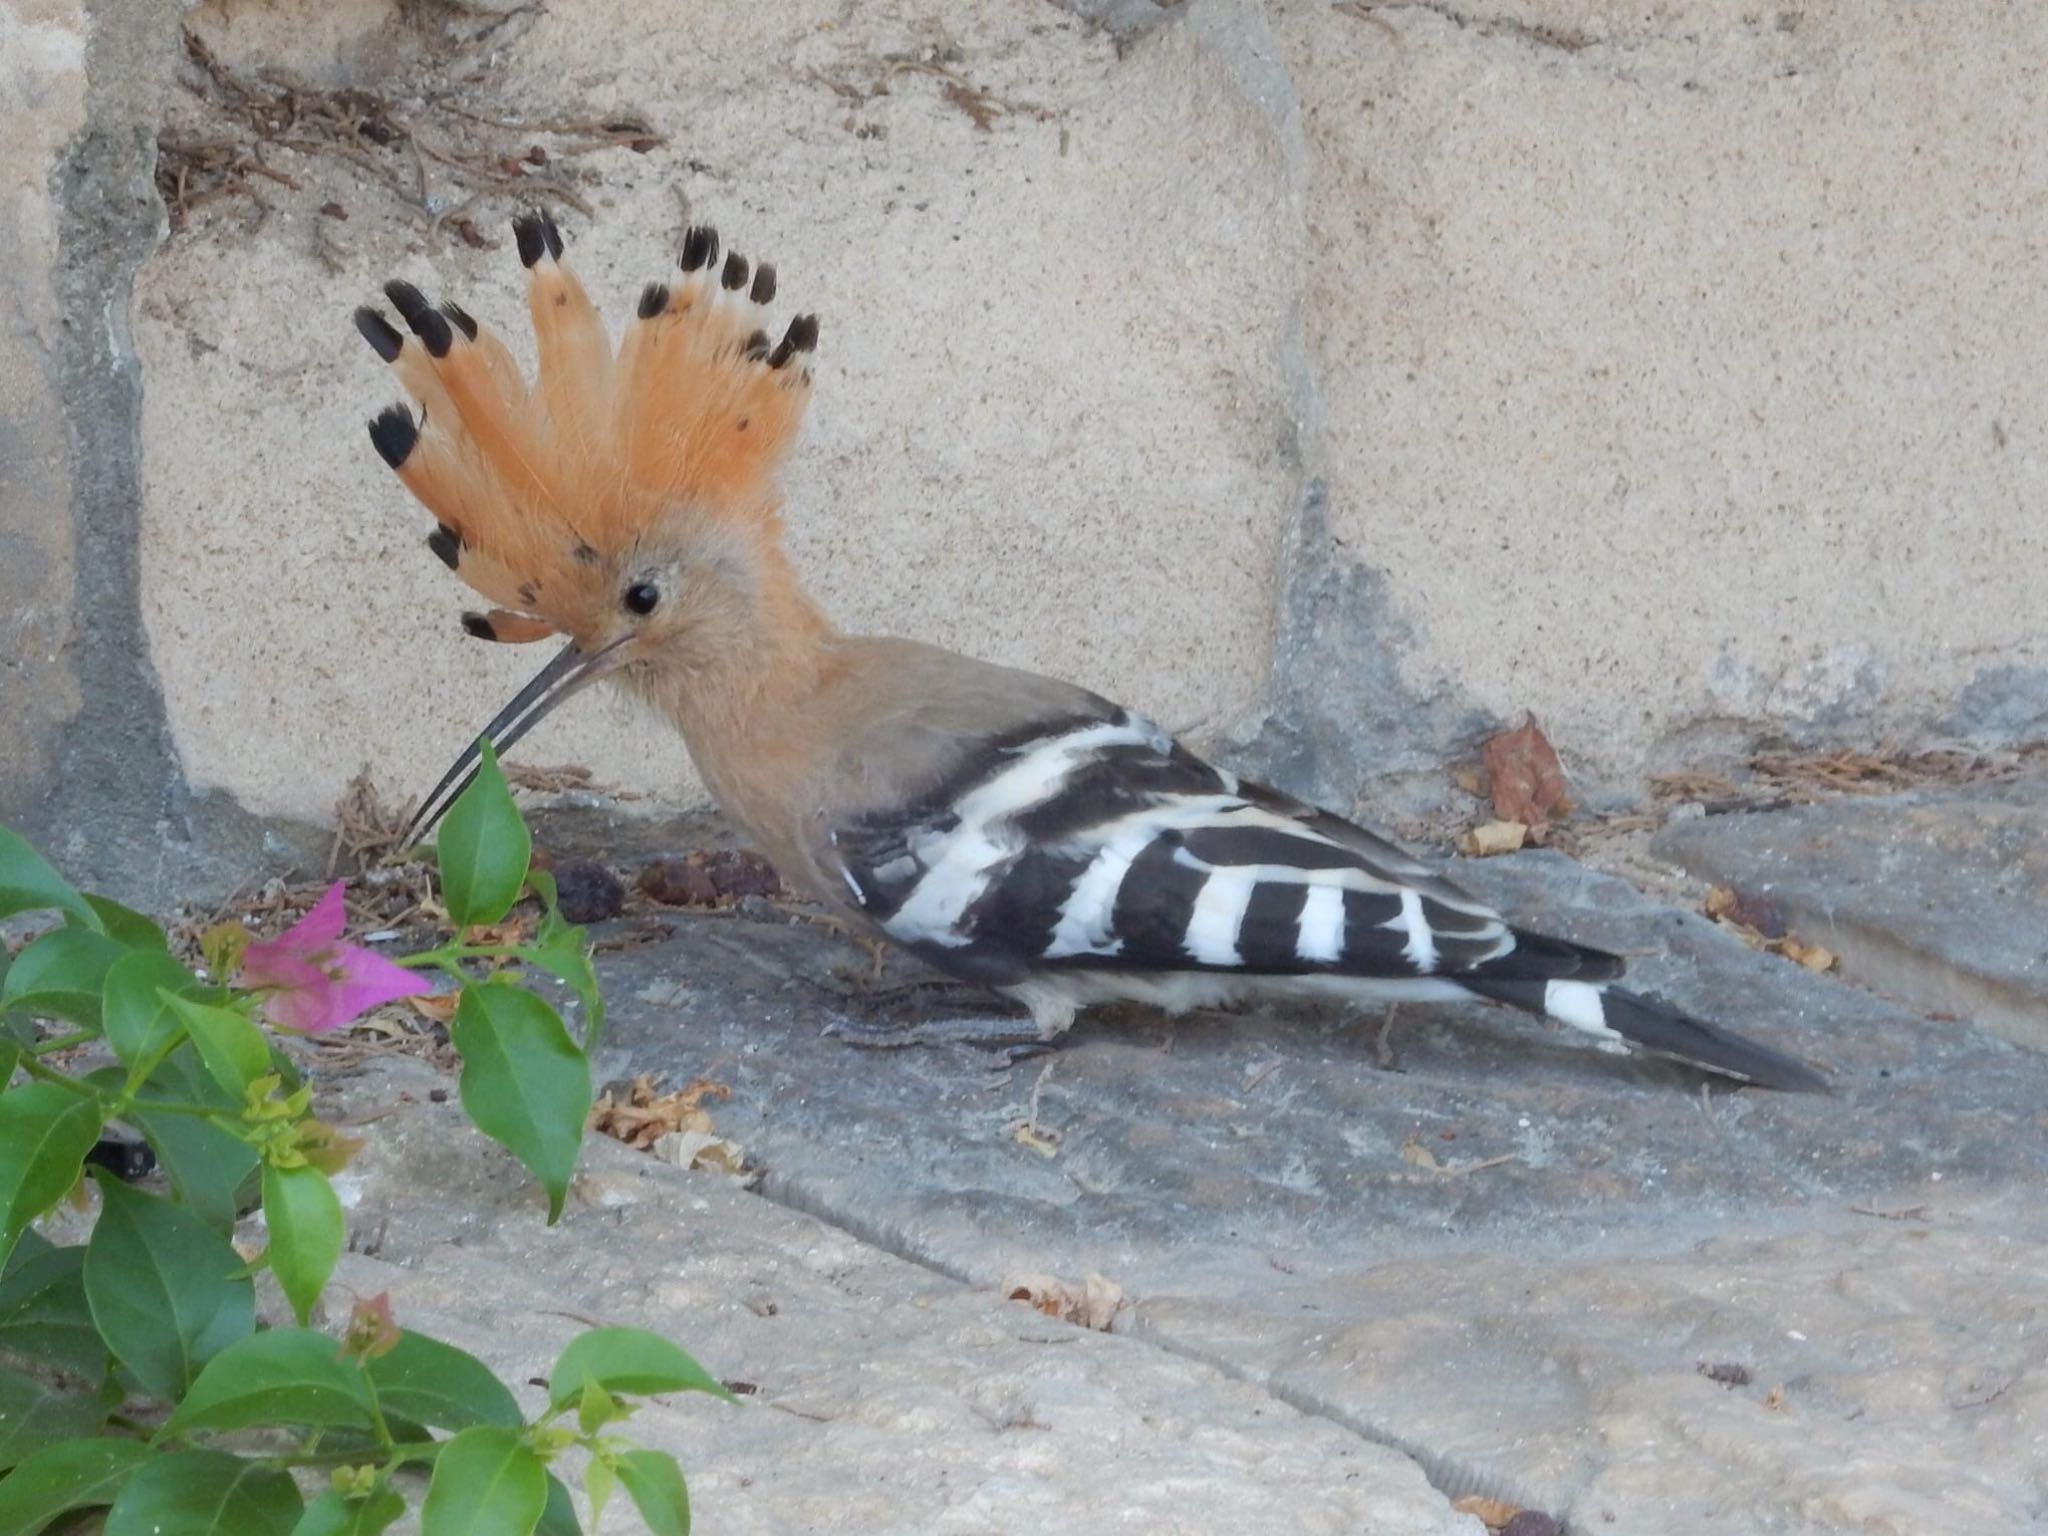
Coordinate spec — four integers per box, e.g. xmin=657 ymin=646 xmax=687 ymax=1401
xmin=6 ymin=0 xmax=2044 ymax=902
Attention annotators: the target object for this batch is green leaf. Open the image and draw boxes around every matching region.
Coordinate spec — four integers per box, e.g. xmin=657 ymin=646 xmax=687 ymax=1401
xmin=163 ymin=996 xmax=269 ymax=1100
xmin=164 ymin=1328 xmax=374 ymax=1436
xmin=0 ymin=1244 xmax=107 ymax=1381
xmin=0 ymin=1230 xmax=50 ymax=1279
xmin=546 ymin=1328 xmax=734 ymax=1411
xmin=535 ymin=1475 xmax=582 ymax=1536
xmin=519 ymin=910 xmax=604 ymax=1053
xmin=125 ymin=1043 xmax=260 ymax=1233
xmin=102 ymin=952 xmax=206 ymax=1075
xmin=435 ymin=741 xmax=531 ymax=931
xmin=0 ymin=1436 xmax=151 ymax=1534
xmin=418 ymin=1426 xmax=546 ymax=1536
xmin=366 ymin=1330 xmax=521 ymax=1432
xmin=142 ymin=1040 xmax=242 ymax=1112
xmin=125 ymin=1103 xmax=259 ymax=1234
xmin=450 ymin=985 xmax=589 ymax=1224
xmin=103 ymin=1449 xmax=302 ymax=1536
xmin=83 ymin=897 xmax=168 ymax=951
xmin=260 ymin=1164 xmax=343 ymax=1327
xmin=615 ymin=1449 xmax=690 ymax=1536
xmin=582 ymin=1456 xmax=614 ymax=1525
xmin=83 ymin=1178 xmax=254 ymax=1400
xmin=0 ymin=829 xmax=100 ymax=933
xmin=0 ymin=1082 xmax=104 ymax=1271
xmin=0 ymin=1366 xmax=109 ymax=1471
xmin=292 ymin=1487 xmax=407 ymax=1536
xmin=576 ymin=1377 xmax=619 ymax=1435
xmin=0 ymin=928 xmax=128 ymax=1029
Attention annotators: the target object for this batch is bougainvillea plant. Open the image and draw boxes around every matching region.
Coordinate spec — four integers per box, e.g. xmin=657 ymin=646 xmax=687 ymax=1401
xmin=0 ymin=743 xmax=722 ymax=1535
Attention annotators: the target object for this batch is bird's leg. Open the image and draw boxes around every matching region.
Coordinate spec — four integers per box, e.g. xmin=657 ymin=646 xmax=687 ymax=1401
xmin=1374 ymin=1004 xmax=1403 ymax=1072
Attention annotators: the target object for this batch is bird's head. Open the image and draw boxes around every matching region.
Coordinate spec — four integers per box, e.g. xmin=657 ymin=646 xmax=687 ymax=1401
xmin=354 ymin=211 xmax=820 ymax=838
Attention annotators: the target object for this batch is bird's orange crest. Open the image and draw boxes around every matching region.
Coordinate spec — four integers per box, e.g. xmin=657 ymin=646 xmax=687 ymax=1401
xmin=356 ymin=210 xmax=818 ymax=643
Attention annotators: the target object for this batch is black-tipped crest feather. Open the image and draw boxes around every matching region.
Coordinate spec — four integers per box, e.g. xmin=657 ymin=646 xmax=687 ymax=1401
xmin=367 ymin=404 xmax=417 ymax=468
xmin=354 ymin=307 xmax=403 ymax=362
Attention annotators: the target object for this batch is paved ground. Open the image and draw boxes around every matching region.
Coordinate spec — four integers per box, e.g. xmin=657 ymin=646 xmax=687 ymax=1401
xmin=312 ymin=783 xmax=2048 ymax=1535
xmin=1658 ymin=776 xmax=2048 ymax=1052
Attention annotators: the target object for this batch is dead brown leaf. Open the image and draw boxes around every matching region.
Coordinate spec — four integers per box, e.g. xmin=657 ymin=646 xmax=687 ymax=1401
xmin=1458 ymin=819 xmax=1529 ymax=858
xmin=1703 ymin=887 xmax=1837 ymax=972
xmin=407 ymin=993 xmax=459 ymax=1025
xmin=652 ymin=1127 xmax=747 ymax=1174
xmin=1703 ymin=885 xmax=1788 ymax=938
xmin=463 ymin=917 xmax=535 ymax=948
xmin=1399 ymin=1136 xmax=1442 ymax=1171
xmin=1481 ymin=716 xmax=1572 ymax=827
xmin=1774 ymin=937 xmax=1838 ymax=972
xmin=590 ymin=1075 xmax=731 ymax=1151
xmin=1452 ymin=1496 xmax=1525 ymax=1533
xmin=1003 ymin=1272 xmax=1125 ymax=1332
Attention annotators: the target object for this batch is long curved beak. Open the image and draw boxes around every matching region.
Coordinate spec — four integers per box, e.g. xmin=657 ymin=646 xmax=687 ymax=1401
xmin=401 ymin=638 xmax=628 ymax=847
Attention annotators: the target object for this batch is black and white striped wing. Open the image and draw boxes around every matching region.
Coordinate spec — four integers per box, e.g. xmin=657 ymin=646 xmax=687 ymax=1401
xmin=828 ymin=710 xmax=1606 ymax=989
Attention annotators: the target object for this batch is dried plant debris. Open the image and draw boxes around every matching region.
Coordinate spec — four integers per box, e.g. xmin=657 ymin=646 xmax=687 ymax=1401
xmin=547 ymin=859 xmax=626 ymax=924
xmin=160 ymin=26 xmax=664 ymax=239
xmin=1459 ymin=716 xmax=1573 ymax=857
xmin=1749 ymin=742 xmax=2044 ymax=799
xmin=1451 ymin=1498 xmax=1561 ymax=1536
xmin=329 ymin=764 xmax=415 ymax=876
xmin=1704 ymin=886 xmax=1837 ymax=972
xmin=1002 ymin=1272 xmax=1125 ymax=1332
xmin=1458 ymin=819 xmax=1530 ymax=858
xmin=1698 ymin=1360 xmax=1755 ymax=1388
xmin=591 ymin=1075 xmax=745 ymax=1173
xmin=1654 ymin=740 xmax=2046 ymax=813
xmin=1482 ymin=715 xmax=1573 ymax=826
xmin=806 ymin=38 xmax=1046 ymax=134
xmin=637 ymin=850 xmax=783 ymax=908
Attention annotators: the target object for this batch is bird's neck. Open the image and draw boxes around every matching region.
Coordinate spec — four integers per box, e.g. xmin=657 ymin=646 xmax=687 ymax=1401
xmin=640 ymin=537 xmax=841 ymax=852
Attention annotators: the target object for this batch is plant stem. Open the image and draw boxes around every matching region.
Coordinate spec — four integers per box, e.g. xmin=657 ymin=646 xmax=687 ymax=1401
xmin=125 ymin=1096 xmax=236 ymax=1120
xmin=396 ymin=944 xmax=528 ymax=970
xmin=13 ymin=1055 xmax=101 ymax=1099
xmin=28 ymin=1032 xmax=97 ymax=1056
xmin=266 ymin=1441 xmax=440 ymax=1469
xmin=362 ymin=1366 xmax=397 ymax=1452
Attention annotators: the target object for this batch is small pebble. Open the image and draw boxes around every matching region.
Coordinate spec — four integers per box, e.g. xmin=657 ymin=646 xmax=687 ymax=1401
xmin=429 ymin=1088 xmax=449 ymax=1104
xmin=552 ymin=859 xmax=625 ymax=923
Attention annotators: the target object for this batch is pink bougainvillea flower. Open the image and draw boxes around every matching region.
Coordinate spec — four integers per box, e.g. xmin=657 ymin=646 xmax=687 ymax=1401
xmin=240 ymin=882 xmax=429 ymax=1034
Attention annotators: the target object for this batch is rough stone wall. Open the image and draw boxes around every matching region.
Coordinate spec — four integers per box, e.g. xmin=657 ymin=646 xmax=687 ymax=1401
xmin=6 ymin=0 xmax=2045 ymax=896
xmin=1 ymin=1 xmax=89 ymax=829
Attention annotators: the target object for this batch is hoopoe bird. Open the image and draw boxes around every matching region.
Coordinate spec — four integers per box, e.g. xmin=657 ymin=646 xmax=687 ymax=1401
xmin=354 ymin=210 xmax=1824 ymax=1092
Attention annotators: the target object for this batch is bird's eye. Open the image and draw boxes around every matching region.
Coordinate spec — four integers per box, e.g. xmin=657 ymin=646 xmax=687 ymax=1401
xmin=623 ymin=582 xmax=660 ymax=616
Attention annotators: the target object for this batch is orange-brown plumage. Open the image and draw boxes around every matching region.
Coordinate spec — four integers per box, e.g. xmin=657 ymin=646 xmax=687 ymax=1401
xmin=357 ymin=209 xmax=817 ymax=651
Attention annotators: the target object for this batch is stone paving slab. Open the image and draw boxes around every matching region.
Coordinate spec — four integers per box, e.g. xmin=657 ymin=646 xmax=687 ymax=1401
xmin=571 ymin=846 xmax=2048 ymax=1530
xmin=323 ymin=1058 xmax=1473 ymax=1536
xmin=1656 ymin=779 xmax=2048 ymax=1052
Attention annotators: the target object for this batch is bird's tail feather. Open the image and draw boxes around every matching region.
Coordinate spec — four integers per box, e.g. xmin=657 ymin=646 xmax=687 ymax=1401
xmin=1459 ymin=975 xmax=1827 ymax=1092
